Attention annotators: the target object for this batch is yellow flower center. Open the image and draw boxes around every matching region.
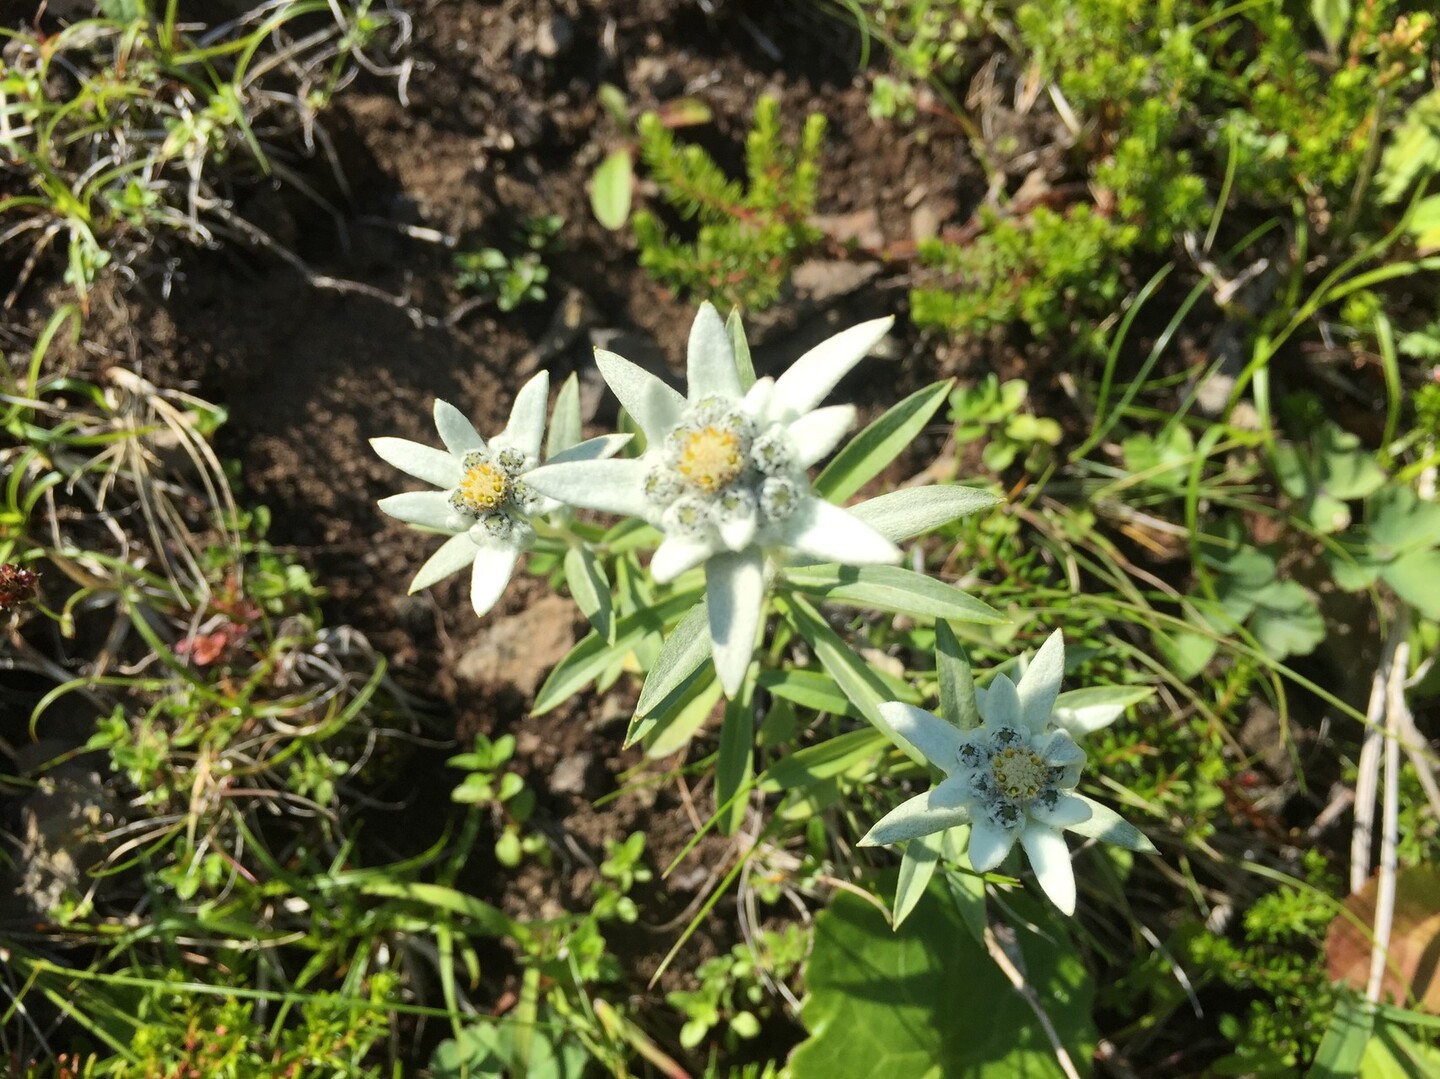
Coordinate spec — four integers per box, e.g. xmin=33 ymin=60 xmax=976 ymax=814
xmin=456 ymin=460 xmax=511 ymax=513
xmin=990 ymin=746 xmax=1047 ymax=801
xmin=676 ymin=425 xmax=745 ymax=495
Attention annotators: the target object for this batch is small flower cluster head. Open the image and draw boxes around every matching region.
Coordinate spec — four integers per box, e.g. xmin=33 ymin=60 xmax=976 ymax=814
xmin=861 ymin=631 xmax=1153 ymax=915
xmin=370 ymin=371 xmax=626 ymax=617
xmin=524 ymin=302 xmax=903 ymax=695
xmin=644 ymin=394 xmax=806 ymax=553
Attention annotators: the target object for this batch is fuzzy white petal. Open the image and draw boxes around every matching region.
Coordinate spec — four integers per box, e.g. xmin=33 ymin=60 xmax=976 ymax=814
xmin=1021 ymin=825 xmax=1076 ymax=915
xmin=1037 ymin=730 xmax=1086 ymax=770
xmin=371 ymin=437 xmax=462 ymax=489
xmin=523 ymin=459 xmax=655 ymax=519
xmin=787 ymin=405 xmax=857 ymax=469
xmin=770 ymin=316 xmax=894 ymax=421
xmin=706 ymin=548 xmax=765 ymax=696
xmin=377 ymin=491 xmax=458 ymax=530
xmin=1029 ymin=792 xmax=1092 ymax=829
xmin=686 ymin=302 xmax=742 ymax=403
xmin=1017 ymin=630 xmax=1065 ymax=735
xmin=1064 ymin=795 xmax=1157 ymax=853
xmin=860 ymin=780 xmax=973 ymax=846
xmin=595 ymin=349 xmax=685 ymax=445
xmin=741 ymin=377 xmax=775 ymax=422
xmin=544 ymin=433 xmax=632 ymax=466
xmin=651 ymin=534 xmax=717 ymax=583
xmin=496 ymin=371 xmax=549 ymax=460
xmin=719 ymin=506 xmax=759 ymax=551
xmin=982 ymin=674 xmax=1021 ymax=729
xmin=879 ymin=702 xmax=967 ymax=774
xmin=409 ymin=533 xmax=479 ymax=593
xmin=469 ymin=542 xmax=522 ymax=617
xmin=967 ymin=816 xmax=1019 ymax=872
xmin=433 ymin=400 xmax=485 ymax=456
xmin=775 ymin=497 xmax=902 ymax=566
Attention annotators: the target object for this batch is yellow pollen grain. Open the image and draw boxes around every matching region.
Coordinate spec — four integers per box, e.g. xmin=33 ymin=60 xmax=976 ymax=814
xmin=458 ymin=461 xmax=510 ymax=512
xmin=677 ymin=426 xmax=744 ymax=494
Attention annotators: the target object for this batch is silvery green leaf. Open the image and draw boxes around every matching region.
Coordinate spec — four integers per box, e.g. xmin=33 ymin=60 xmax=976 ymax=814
xmin=849 ymin=485 xmax=1000 ymax=542
xmin=936 ymin=621 xmax=980 ymax=731
xmin=546 ymin=373 xmax=583 ymax=459
xmin=1052 ymin=685 xmax=1154 ymax=737
xmin=563 ymin=545 xmax=613 ymax=642
xmin=631 ymin=599 xmax=711 ymax=735
xmin=893 ymin=831 xmax=943 ymax=930
xmin=1065 ymin=795 xmax=1156 ymax=854
xmin=782 ymin=563 xmax=1003 ymax=624
xmin=814 ymin=379 xmax=952 ymax=502
xmin=716 ymin=695 xmax=754 ymax=835
xmin=727 ymin=306 xmax=756 ymax=390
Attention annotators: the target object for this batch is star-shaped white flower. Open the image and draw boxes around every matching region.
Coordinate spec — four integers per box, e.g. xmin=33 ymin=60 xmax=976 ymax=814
xmin=371 ymin=371 xmax=627 ymax=617
xmin=859 ymin=632 xmax=1152 ymax=915
xmin=523 ymin=303 xmax=903 ymax=695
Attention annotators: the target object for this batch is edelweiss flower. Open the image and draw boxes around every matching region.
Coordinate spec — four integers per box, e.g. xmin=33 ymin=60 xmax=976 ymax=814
xmin=524 ymin=303 xmax=902 ymax=695
xmin=860 ymin=632 xmax=1151 ymax=915
xmin=371 ymin=371 xmax=626 ymax=617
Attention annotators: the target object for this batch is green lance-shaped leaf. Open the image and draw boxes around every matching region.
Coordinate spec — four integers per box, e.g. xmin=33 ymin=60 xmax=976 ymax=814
xmin=563 ymin=545 xmax=613 ymax=642
xmin=1066 ymin=795 xmax=1157 ymax=854
xmin=547 ymin=373 xmax=583 ymax=459
xmin=758 ymin=728 xmax=888 ymax=793
xmin=716 ymin=693 xmax=755 ymax=836
xmin=814 ymin=379 xmax=954 ymax=502
xmin=935 ymin=620 xmax=980 ymax=731
xmin=778 ymin=594 xmax=916 ymax=759
xmin=848 ymin=484 xmax=1001 ymax=542
xmin=645 ymin=675 xmax=723 ymax=759
xmin=757 ymin=668 xmax=858 ymax=718
xmin=727 ymin=306 xmax=756 ymax=390
xmin=533 ymin=590 xmax=701 ymax=715
xmin=893 ymin=830 xmax=943 ymax=930
xmin=627 ymin=598 xmax=711 ymax=747
xmin=783 ymin=563 xmax=1004 ymax=624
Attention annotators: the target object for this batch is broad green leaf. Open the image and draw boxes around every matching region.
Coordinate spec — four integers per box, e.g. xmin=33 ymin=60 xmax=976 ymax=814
xmin=943 ymin=848 xmax=987 ymax=945
xmin=1310 ymin=992 xmax=1375 ymax=1079
xmin=532 ymin=591 xmax=700 ymax=714
xmin=1248 ymin=580 xmax=1326 ymax=659
xmin=1369 ymin=487 xmax=1440 ymax=555
xmin=848 ymin=484 xmax=1001 ymax=542
xmin=1408 ymin=194 xmax=1440 ymax=250
xmin=1363 ymin=1019 xmax=1440 ymax=1078
xmin=591 ymin=149 xmax=633 ymax=230
xmin=783 ymin=563 xmax=1004 ymax=624
xmin=1383 ymin=549 xmax=1440 ymax=621
xmin=1311 ymin=0 xmax=1350 ymax=54
xmin=716 ymin=695 xmax=754 ymax=835
xmin=727 ymin=306 xmax=756 ymax=390
xmin=758 ymin=728 xmax=886 ymax=793
xmin=563 ymin=545 xmax=613 ymax=642
xmin=893 ymin=831 xmax=943 ymax=929
xmin=1154 ymin=627 xmax=1218 ymax=683
xmin=1377 ymin=90 xmax=1440 ymax=205
xmin=1052 ymin=685 xmax=1153 ymax=737
xmin=790 ymin=876 xmax=1096 ymax=1079
xmin=936 ymin=620 xmax=980 ymax=731
xmin=814 ymin=380 xmax=953 ymax=501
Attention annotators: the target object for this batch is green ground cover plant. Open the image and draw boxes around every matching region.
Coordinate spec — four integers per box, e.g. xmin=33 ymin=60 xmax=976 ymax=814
xmin=5 ymin=0 xmax=1440 ymax=1076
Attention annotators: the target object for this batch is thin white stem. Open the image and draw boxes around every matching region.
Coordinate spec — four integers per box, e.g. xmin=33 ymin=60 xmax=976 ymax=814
xmin=1350 ymin=616 xmax=1404 ymax=893
xmin=1367 ymin=606 xmax=1409 ymax=1002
